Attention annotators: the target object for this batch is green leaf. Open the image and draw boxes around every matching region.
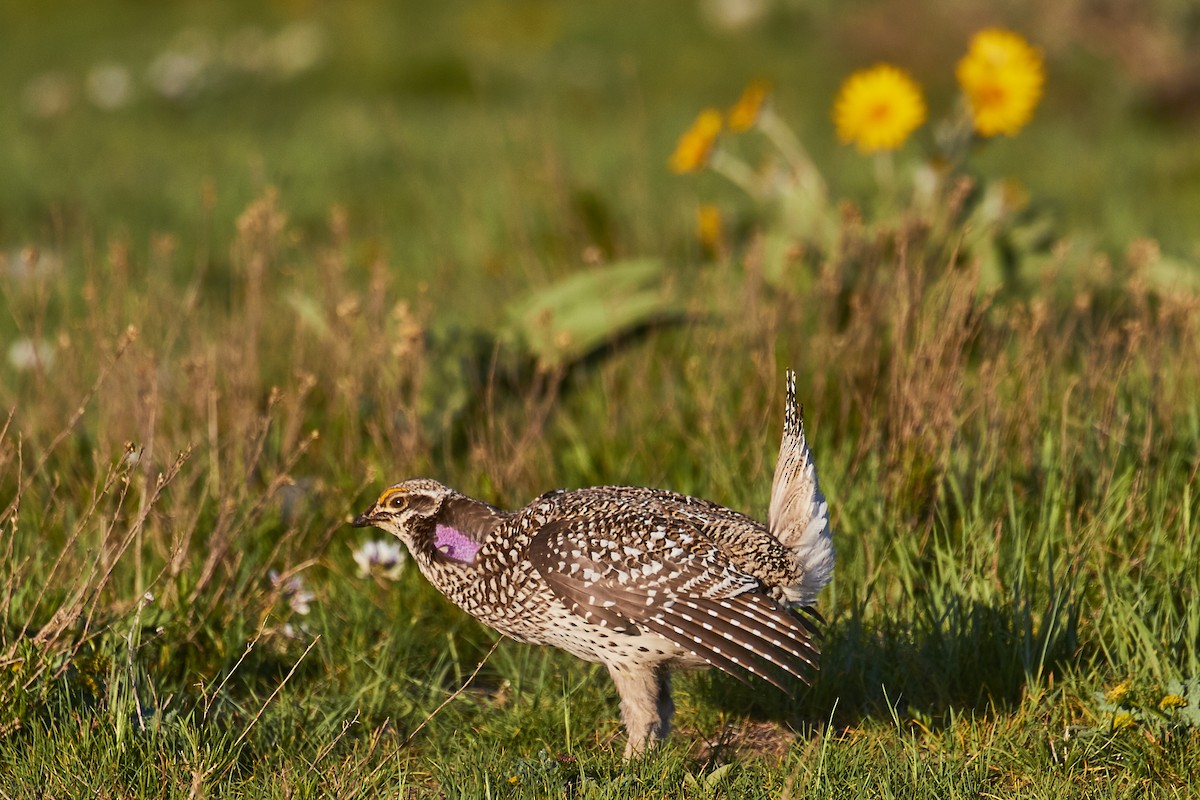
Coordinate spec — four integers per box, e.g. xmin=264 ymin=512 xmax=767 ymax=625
xmin=502 ymin=258 xmax=685 ymax=370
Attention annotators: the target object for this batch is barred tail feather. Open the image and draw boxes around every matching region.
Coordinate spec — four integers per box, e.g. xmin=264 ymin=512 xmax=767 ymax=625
xmin=768 ymin=370 xmax=835 ymax=606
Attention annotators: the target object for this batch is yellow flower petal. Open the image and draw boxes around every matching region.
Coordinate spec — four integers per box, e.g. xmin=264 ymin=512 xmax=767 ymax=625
xmin=1104 ymin=680 xmax=1132 ymax=705
xmin=697 ymin=203 xmax=723 ymax=254
xmin=957 ymin=28 xmax=1044 ymax=137
xmin=1159 ymin=693 xmax=1187 ymax=711
xmin=1111 ymin=712 xmax=1136 ymax=731
xmin=728 ymin=79 xmax=771 ymax=132
xmin=669 ymin=109 xmax=724 ymax=173
xmin=833 ymin=64 xmax=926 ymax=154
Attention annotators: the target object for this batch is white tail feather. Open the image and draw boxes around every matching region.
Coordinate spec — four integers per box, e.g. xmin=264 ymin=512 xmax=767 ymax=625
xmin=768 ymin=370 xmax=834 ymax=606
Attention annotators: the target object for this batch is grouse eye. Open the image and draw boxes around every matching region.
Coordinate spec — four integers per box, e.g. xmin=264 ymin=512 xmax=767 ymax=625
xmin=389 ymin=495 xmax=406 ymax=509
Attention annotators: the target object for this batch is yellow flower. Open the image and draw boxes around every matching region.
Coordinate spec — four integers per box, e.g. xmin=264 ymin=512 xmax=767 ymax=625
xmin=728 ymin=79 xmax=771 ymax=132
xmin=669 ymin=109 xmax=723 ymax=173
xmin=833 ymin=64 xmax=926 ymax=154
xmin=1111 ymin=712 xmax=1136 ymax=732
xmin=1104 ymin=680 xmax=1132 ymax=705
xmin=956 ymin=28 xmax=1044 ymax=137
xmin=697 ymin=204 xmax=723 ymax=254
xmin=1159 ymin=693 xmax=1187 ymax=711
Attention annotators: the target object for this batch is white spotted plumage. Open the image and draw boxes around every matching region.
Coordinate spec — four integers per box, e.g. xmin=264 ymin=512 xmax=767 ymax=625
xmin=352 ymin=370 xmax=834 ymax=758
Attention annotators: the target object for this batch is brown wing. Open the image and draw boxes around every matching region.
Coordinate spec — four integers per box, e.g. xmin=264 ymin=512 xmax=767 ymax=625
xmin=550 ymin=485 xmax=806 ymax=596
xmin=526 ymin=511 xmax=821 ymax=693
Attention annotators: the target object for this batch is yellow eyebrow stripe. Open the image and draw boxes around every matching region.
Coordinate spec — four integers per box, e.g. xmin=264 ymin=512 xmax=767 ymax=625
xmin=378 ymin=486 xmax=407 ymax=506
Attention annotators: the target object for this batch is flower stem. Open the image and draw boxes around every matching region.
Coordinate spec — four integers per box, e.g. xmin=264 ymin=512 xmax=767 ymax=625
xmin=710 ymin=148 xmax=762 ymax=199
xmin=758 ymin=108 xmax=827 ymax=200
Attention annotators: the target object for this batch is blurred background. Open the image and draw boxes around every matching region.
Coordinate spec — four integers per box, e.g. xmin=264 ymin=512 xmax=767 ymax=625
xmin=3 ymin=0 xmax=1199 ymax=303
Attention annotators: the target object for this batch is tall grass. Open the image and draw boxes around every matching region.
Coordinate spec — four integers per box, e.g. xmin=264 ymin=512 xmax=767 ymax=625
xmin=1 ymin=183 xmax=1198 ymax=797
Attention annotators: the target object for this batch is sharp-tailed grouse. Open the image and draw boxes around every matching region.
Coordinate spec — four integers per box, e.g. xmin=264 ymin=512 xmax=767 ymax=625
xmin=352 ymin=371 xmax=834 ymax=757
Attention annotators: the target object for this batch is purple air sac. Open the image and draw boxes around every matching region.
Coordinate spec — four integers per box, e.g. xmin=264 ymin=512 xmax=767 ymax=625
xmin=434 ymin=524 xmax=483 ymax=563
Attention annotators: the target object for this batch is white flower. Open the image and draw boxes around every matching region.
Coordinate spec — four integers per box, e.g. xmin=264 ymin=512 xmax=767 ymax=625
xmin=7 ymin=338 xmax=55 ymax=372
xmin=4 ymin=246 xmax=62 ymax=281
xmin=147 ymin=51 xmax=207 ymax=100
xmin=86 ymin=63 xmax=134 ymax=110
xmin=352 ymin=540 xmax=407 ymax=581
xmin=277 ymin=622 xmax=309 ymax=641
xmin=269 ymin=570 xmax=314 ymax=615
xmin=268 ymin=21 xmax=325 ymax=78
xmin=699 ymin=0 xmax=770 ymax=32
xmin=147 ymin=30 xmax=213 ymax=101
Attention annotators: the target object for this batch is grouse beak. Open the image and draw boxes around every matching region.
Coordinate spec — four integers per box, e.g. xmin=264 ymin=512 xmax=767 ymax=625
xmin=352 ymin=505 xmax=380 ymax=528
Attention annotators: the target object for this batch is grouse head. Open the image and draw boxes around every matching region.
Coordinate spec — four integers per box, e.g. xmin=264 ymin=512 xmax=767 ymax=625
xmin=353 ymin=479 xmax=504 ymax=565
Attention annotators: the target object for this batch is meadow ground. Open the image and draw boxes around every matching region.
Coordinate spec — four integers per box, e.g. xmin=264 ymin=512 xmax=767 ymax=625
xmin=2 ymin=1 xmax=1199 ymax=797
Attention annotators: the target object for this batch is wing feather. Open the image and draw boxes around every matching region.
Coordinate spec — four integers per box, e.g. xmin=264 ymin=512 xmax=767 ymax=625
xmin=526 ymin=512 xmax=821 ymax=690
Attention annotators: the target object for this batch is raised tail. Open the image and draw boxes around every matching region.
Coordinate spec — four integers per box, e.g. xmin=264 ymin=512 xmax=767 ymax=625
xmin=768 ymin=370 xmax=835 ymax=607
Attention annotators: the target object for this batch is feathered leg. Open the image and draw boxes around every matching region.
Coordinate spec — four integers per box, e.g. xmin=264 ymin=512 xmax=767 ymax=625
xmin=608 ymin=663 xmax=673 ymax=758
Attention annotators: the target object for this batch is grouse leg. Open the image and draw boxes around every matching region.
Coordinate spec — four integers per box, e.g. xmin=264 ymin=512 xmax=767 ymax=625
xmin=607 ymin=663 xmax=674 ymax=758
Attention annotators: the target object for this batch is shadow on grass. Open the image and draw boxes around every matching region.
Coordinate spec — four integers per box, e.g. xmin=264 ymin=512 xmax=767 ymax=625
xmin=692 ymin=588 xmax=1083 ymax=735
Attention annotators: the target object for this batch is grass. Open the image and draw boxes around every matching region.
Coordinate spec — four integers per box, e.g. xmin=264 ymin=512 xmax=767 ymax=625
xmin=3 ymin=1 xmax=1200 ymax=798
